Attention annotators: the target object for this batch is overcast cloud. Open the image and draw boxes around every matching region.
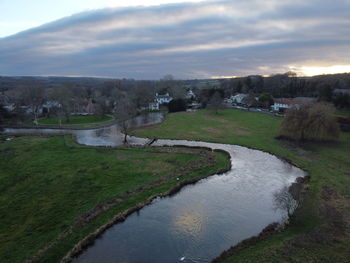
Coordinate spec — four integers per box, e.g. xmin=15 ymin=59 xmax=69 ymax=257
xmin=0 ymin=0 xmax=350 ymax=79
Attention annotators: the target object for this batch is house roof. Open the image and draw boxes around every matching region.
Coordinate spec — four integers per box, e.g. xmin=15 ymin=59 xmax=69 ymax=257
xmin=275 ymin=99 xmax=301 ymax=105
xmin=274 ymin=97 xmax=317 ymax=105
xmin=293 ymin=97 xmax=318 ymax=102
xmin=232 ymin=94 xmax=247 ymax=99
xmin=157 ymin=95 xmax=171 ymax=99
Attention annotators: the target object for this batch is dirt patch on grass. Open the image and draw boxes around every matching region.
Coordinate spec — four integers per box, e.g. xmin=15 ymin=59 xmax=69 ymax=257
xmin=202 ymin=125 xmax=250 ymax=136
xmin=321 ymin=186 xmax=339 ymax=201
xmin=281 ymin=141 xmax=318 ymax=163
xmin=30 ymin=137 xmax=49 ymax=141
xmin=139 ymin=160 xmax=174 ymax=175
xmin=231 ymin=128 xmax=250 ymax=136
xmin=202 ymin=112 xmax=229 ymax=122
xmin=217 ymin=118 xmax=229 ymax=123
xmin=115 ymin=152 xmax=129 ymax=160
xmin=0 ymin=147 xmax=15 ymax=154
xmin=202 ymin=127 xmax=222 ymax=134
xmin=188 ymin=131 xmax=200 ymax=136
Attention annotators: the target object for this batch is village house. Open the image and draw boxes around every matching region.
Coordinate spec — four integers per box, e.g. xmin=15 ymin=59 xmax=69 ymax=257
xmin=231 ymin=93 xmax=248 ymax=105
xmin=154 ymin=93 xmax=173 ymax=104
xmin=3 ymin=103 xmax=15 ymax=112
xmin=242 ymin=95 xmax=259 ymax=107
xmin=272 ymin=97 xmax=317 ymax=112
xmin=148 ymin=102 xmax=159 ymax=111
xmin=186 ymin=89 xmax=196 ymax=100
xmin=272 ymin=99 xmax=297 ymax=112
xmin=149 ymin=93 xmax=173 ymax=111
xmin=72 ymin=98 xmax=94 ymax=115
xmin=0 ymin=95 xmax=15 ymax=112
xmin=42 ymin=100 xmax=61 ymax=113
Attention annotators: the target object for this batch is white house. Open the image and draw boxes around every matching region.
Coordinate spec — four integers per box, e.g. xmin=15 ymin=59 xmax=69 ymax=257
xmin=148 ymin=93 xmax=173 ymax=111
xmin=155 ymin=93 xmax=173 ymax=104
xmin=272 ymin=97 xmax=317 ymax=112
xmin=149 ymin=102 xmax=159 ymax=111
xmin=186 ymin=89 xmax=196 ymax=100
xmin=231 ymin=94 xmax=248 ymax=105
xmin=272 ymin=99 xmax=300 ymax=112
xmin=3 ymin=103 xmax=15 ymax=112
xmin=42 ymin=101 xmax=61 ymax=113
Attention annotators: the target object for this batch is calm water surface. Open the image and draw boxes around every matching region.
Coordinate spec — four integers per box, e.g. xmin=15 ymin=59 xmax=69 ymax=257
xmin=2 ymin=112 xmax=305 ymax=263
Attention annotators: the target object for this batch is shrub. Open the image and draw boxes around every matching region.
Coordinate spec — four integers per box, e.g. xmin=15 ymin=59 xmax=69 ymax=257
xmin=168 ymin=99 xmax=187 ymax=112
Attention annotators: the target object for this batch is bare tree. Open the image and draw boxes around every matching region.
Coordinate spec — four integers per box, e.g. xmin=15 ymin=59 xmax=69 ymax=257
xmin=113 ymin=97 xmax=136 ymax=144
xmin=158 ymin=74 xmax=186 ymax=99
xmin=21 ymin=86 xmax=45 ymax=125
xmin=280 ymin=102 xmax=340 ymax=141
xmin=51 ymin=85 xmax=73 ymax=126
xmin=207 ymin=91 xmax=224 ymax=114
xmin=273 ymin=186 xmax=298 ymax=218
xmin=133 ymin=81 xmax=154 ymax=108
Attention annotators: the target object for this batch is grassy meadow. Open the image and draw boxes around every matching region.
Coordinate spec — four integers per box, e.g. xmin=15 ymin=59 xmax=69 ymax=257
xmin=134 ymin=109 xmax=350 ymax=262
xmin=0 ymin=135 xmax=229 ymax=263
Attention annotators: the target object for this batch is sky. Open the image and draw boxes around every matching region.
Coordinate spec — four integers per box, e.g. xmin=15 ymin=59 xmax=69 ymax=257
xmin=0 ymin=0 xmax=204 ymax=38
xmin=0 ymin=0 xmax=350 ymax=79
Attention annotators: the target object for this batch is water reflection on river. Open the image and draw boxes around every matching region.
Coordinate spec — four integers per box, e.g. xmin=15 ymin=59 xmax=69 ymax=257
xmin=1 ymin=112 xmax=306 ymax=263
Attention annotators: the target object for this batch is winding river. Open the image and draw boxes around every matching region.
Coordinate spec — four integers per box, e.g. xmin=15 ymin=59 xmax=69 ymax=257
xmin=2 ymin=112 xmax=306 ymax=263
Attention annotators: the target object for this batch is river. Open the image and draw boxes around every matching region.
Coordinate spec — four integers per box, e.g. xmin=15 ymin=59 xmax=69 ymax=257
xmin=2 ymin=112 xmax=306 ymax=263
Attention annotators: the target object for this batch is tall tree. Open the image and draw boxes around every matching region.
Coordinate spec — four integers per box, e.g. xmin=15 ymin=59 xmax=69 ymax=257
xmin=207 ymin=91 xmax=224 ymax=114
xmin=258 ymin=93 xmax=274 ymax=108
xmin=113 ymin=97 xmax=136 ymax=144
xmin=21 ymin=86 xmax=45 ymax=125
xmin=51 ymin=85 xmax=73 ymax=125
xmin=318 ymin=84 xmax=333 ymax=102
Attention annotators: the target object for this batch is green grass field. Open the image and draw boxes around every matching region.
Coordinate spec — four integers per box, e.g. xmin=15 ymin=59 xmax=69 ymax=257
xmin=0 ymin=135 xmax=229 ymax=263
xmin=37 ymin=114 xmax=112 ymax=125
xmin=134 ymin=109 xmax=350 ymax=262
xmin=335 ymin=109 xmax=350 ymax=118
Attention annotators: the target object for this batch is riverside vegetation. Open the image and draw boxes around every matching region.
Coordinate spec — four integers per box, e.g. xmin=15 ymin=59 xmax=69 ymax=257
xmin=0 ymin=135 xmax=229 ymax=263
xmin=134 ymin=109 xmax=350 ymax=262
xmin=37 ymin=115 xmax=112 ymax=125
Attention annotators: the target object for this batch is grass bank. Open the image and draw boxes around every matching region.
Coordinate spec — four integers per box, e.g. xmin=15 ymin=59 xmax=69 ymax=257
xmin=0 ymin=135 xmax=229 ymax=263
xmin=133 ymin=109 xmax=350 ymax=262
xmin=38 ymin=115 xmax=112 ymax=125
xmin=335 ymin=109 xmax=350 ymax=118
xmin=3 ymin=115 xmax=115 ymax=130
